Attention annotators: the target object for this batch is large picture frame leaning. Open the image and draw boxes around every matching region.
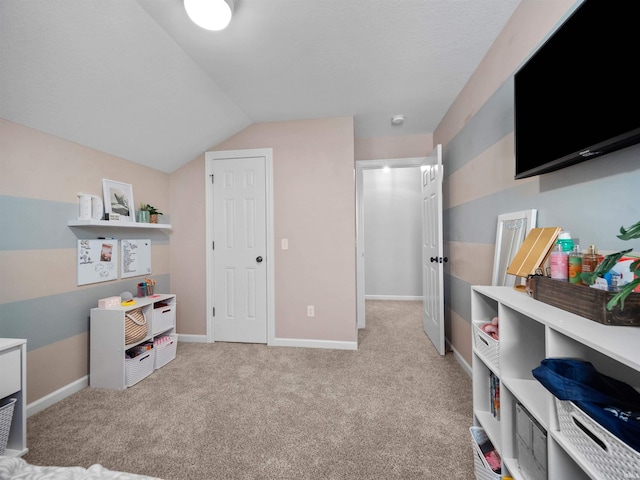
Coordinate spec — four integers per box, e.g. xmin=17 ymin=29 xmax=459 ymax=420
xmin=102 ymin=179 xmax=135 ymax=223
xmin=492 ymin=209 xmax=537 ymax=287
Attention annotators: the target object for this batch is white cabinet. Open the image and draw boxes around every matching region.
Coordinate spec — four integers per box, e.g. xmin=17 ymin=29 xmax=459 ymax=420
xmin=90 ymin=294 xmax=177 ymax=390
xmin=0 ymin=338 xmax=27 ymax=456
xmin=471 ymin=286 xmax=640 ymax=480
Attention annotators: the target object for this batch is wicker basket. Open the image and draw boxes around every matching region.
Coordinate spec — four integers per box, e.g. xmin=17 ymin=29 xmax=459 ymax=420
xmin=125 ymin=349 xmax=155 ymax=387
xmin=473 ymin=322 xmax=500 ymax=375
xmin=125 ymin=308 xmax=147 ymax=345
xmin=556 ymin=399 xmax=640 ymax=480
xmin=470 ymin=427 xmax=501 ymax=480
xmin=0 ymin=398 xmax=17 ymax=455
xmin=154 ymin=335 xmax=177 ymax=369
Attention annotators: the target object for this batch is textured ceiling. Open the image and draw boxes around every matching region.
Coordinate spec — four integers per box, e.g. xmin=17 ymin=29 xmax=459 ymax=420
xmin=0 ymin=0 xmax=521 ymax=173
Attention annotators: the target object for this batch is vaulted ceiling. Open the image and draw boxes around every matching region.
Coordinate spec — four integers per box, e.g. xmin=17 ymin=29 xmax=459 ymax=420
xmin=0 ymin=0 xmax=521 ymax=172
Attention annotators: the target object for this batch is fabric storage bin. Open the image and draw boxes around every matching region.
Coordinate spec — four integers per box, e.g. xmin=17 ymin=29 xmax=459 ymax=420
xmin=556 ymin=399 xmax=640 ymax=480
xmin=125 ymin=349 xmax=155 ymax=387
xmin=154 ymin=335 xmax=177 ymax=369
xmin=470 ymin=427 xmax=501 ymax=480
xmin=515 ymin=402 xmax=547 ymax=480
xmin=152 ymin=304 xmax=176 ymax=335
xmin=473 ymin=322 xmax=500 ymax=374
xmin=0 ymin=398 xmax=16 ymax=455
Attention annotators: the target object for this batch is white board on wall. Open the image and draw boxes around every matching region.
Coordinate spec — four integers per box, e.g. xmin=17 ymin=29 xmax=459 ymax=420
xmin=77 ymin=239 xmax=119 ymax=285
xmin=121 ymin=239 xmax=152 ymax=278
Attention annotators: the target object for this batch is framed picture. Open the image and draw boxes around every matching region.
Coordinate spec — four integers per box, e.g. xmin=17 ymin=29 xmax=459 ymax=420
xmin=102 ymin=179 xmax=135 ymax=222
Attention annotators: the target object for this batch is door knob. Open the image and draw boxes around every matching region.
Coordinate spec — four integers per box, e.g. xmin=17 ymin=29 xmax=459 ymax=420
xmin=256 ymin=256 xmax=263 ymax=263
xmin=430 ymin=257 xmax=437 ymax=262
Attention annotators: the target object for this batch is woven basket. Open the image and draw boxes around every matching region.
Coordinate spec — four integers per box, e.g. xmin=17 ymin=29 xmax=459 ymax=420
xmin=125 ymin=308 xmax=147 ymax=345
xmin=0 ymin=398 xmax=16 ymax=455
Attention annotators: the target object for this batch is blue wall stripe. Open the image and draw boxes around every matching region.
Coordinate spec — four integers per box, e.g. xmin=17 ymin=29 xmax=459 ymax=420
xmin=0 ymin=274 xmax=170 ymax=351
xmin=444 ymin=144 xmax=640 ymax=249
xmin=0 ymin=196 xmax=170 ymax=250
xmin=444 ymin=273 xmax=472 ymax=326
xmin=443 ymin=78 xmax=515 ymax=178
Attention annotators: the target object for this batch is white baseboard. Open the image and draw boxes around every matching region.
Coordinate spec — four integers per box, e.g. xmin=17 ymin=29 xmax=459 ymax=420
xmin=269 ymin=337 xmax=358 ymax=350
xmin=176 ymin=334 xmax=208 ymax=343
xmin=365 ymin=295 xmax=423 ymax=301
xmin=178 ymin=334 xmax=357 ymax=351
xmin=447 ymin=340 xmax=471 ymax=377
xmin=27 ymin=376 xmax=88 ymax=417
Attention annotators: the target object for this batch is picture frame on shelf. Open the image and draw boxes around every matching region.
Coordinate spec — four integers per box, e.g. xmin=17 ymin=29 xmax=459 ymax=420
xmin=102 ymin=179 xmax=135 ymax=223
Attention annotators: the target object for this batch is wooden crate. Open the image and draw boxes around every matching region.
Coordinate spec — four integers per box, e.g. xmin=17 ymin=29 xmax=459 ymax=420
xmin=531 ymin=276 xmax=640 ymax=326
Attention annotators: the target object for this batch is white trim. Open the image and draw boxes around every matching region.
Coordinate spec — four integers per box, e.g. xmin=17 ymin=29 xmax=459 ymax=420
xmin=177 ymin=334 xmax=208 ymax=343
xmin=355 ymin=157 xmax=428 ymax=330
xmin=205 ymin=149 xmax=275 ymax=345
xmin=364 ymin=295 xmax=423 ymax=301
xmin=269 ymin=337 xmax=358 ymax=351
xmin=447 ymin=340 xmax=472 ymax=378
xmin=27 ymin=376 xmax=88 ymax=417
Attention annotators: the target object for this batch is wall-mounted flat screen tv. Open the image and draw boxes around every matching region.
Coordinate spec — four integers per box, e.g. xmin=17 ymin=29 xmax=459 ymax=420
xmin=514 ymin=0 xmax=640 ymax=180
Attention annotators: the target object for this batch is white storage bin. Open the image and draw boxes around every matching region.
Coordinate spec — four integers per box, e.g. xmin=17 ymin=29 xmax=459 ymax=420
xmin=0 ymin=398 xmax=16 ymax=455
xmin=473 ymin=322 xmax=500 ymax=374
xmin=470 ymin=427 xmax=501 ymax=480
xmin=125 ymin=349 xmax=155 ymax=387
xmin=152 ymin=303 xmax=176 ymax=335
xmin=154 ymin=335 xmax=177 ymax=369
xmin=556 ymin=399 xmax=640 ymax=480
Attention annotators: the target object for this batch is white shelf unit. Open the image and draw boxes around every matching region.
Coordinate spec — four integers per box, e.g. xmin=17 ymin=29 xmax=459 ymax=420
xmin=471 ymin=285 xmax=640 ymax=480
xmin=90 ymin=294 xmax=177 ymax=389
xmin=68 ymin=219 xmax=171 ymax=229
xmin=0 ymin=338 xmax=27 ymax=457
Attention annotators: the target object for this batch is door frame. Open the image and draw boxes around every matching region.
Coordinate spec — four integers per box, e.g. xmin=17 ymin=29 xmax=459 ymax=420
xmin=355 ymin=157 xmax=428 ymax=329
xmin=205 ymin=148 xmax=275 ymax=344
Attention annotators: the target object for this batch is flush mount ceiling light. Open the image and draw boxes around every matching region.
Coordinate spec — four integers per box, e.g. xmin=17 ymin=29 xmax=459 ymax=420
xmin=391 ymin=114 xmax=405 ymax=126
xmin=184 ymin=0 xmax=234 ymax=31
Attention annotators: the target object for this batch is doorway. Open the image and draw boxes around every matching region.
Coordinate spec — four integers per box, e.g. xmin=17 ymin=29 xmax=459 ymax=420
xmin=205 ymin=148 xmax=275 ymax=344
xmin=355 ymin=157 xmax=427 ymax=329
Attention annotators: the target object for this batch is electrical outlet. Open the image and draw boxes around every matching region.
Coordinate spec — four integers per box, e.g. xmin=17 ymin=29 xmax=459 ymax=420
xmin=307 ymin=305 xmax=314 ymax=317
xmin=281 ymin=238 xmax=288 ymax=250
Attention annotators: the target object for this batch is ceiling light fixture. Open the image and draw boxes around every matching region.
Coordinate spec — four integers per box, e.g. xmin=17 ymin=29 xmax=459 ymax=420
xmin=391 ymin=115 xmax=405 ymax=126
xmin=184 ymin=0 xmax=234 ymax=31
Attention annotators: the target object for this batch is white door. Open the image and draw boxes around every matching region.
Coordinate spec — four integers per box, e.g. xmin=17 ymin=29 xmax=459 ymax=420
xmin=422 ymin=144 xmax=445 ymax=355
xmin=212 ymin=156 xmax=267 ymax=343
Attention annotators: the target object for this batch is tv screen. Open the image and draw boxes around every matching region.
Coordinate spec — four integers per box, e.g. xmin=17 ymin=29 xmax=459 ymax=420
xmin=514 ymin=0 xmax=640 ymax=180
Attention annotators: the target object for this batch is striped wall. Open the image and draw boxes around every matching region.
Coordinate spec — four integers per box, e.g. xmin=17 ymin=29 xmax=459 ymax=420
xmin=436 ymin=0 xmax=640 ymax=368
xmin=0 ymin=119 xmax=171 ymax=404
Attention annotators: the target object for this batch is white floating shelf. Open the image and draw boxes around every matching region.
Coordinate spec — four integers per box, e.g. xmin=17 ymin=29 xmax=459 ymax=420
xmin=68 ymin=219 xmax=172 ymax=229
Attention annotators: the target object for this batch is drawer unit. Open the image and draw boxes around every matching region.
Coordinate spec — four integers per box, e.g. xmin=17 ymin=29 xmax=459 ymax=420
xmin=0 ymin=348 xmax=21 ymax=398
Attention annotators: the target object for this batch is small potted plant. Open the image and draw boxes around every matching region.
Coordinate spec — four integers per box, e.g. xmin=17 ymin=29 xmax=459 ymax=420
xmin=139 ymin=203 xmax=163 ymax=224
xmin=581 ymin=220 xmax=640 ymax=310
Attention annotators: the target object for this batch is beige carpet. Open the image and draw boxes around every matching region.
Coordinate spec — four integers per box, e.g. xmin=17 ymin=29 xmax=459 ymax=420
xmin=24 ymin=300 xmax=474 ymax=479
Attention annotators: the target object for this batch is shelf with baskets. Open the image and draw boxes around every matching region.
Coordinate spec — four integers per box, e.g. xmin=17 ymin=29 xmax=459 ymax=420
xmin=471 ymin=285 xmax=640 ymax=480
xmin=89 ymin=294 xmax=177 ymax=390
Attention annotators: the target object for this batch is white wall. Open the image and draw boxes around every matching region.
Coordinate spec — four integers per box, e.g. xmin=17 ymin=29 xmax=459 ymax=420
xmin=363 ymin=166 xmax=422 ymax=298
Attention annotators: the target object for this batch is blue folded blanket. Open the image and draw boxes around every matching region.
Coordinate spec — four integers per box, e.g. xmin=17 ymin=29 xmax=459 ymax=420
xmin=532 ymin=358 xmax=640 ymax=453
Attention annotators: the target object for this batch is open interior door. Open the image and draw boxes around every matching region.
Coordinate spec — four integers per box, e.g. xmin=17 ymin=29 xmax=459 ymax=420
xmin=421 ymin=144 xmax=445 ymax=355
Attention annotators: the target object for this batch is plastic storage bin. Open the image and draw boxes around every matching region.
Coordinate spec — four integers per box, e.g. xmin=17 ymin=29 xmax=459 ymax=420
xmin=556 ymin=399 xmax=640 ymax=480
xmin=125 ymin=349 xmax=155 ymax=387
xmin=152 ymin=303 xmax=176 ymax=335
xmin=154 ymin=335 xmax=177 ymax=369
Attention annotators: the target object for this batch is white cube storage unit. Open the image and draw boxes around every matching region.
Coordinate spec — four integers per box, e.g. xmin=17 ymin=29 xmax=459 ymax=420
xmin=90 ymin=294 xmax=177 ymax=389
xmin=471 ymin=286 xmax=640 ymax=480
xmin=0 ymin=339 xmax=27 ymax=457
